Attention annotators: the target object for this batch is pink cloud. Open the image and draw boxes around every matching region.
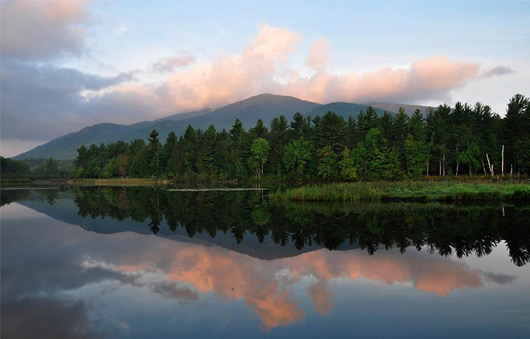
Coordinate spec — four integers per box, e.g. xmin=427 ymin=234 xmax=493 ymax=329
xmin=0 ymin=0 xmax=90 ymax=59
xmin=284 ymin=54 xmax=481 ymax=104
xmin=306 ymin=38 xmax=330 ymax=72
xmin=98 ymin=25 xmax=484 ymax=119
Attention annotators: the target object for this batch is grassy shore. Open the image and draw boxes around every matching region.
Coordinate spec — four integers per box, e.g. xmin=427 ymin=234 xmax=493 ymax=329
xmin=270 ymin=181 xmax=530 ymax=202
xmin=67 ymin=178 xmax=172 ymax=186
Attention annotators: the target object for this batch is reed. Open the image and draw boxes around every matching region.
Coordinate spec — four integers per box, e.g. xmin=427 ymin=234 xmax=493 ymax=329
xmin=270 ymin=181 xmax=530 ymax=202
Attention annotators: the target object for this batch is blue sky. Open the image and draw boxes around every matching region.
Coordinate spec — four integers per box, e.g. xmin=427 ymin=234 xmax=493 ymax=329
xmin=1 ymin=0 xmax=529 ymax=156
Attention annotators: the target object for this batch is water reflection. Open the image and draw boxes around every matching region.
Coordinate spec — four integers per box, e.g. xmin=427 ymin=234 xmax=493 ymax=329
xmin=1 ymin=188 xmax=530 ymax=337
xmin=4 ymin=186 xmax=528 ymax=266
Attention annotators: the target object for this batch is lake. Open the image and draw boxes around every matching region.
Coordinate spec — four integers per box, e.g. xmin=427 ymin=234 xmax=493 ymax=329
xmin=1 ymin=186 xmax=529 ymax=338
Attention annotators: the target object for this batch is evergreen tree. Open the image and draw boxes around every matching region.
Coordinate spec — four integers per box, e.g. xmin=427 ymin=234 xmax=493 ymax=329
xmin=504 ymin=94 xmax=530 ymax=174
xmin=269 ymin=116 xmax=289 ymax=176
xmin=70 ymin=94 xmax=530 ymax=180
xmin=315 ymin=112 xmax=347 ymax=153
xmin=161 ymin=132 xmax=177 ymax=176
xmin=249 ymin=119 xmax=269 ymax=139
xmin=147 ymin=129 xmax=162 ymax=176
xmin=290 ymin=112 xmax=308 ymax=139
xmin=357 ymin=106 xmax=380 ymax=139
xmin=44 ymin=157 xmax=59 ymax=176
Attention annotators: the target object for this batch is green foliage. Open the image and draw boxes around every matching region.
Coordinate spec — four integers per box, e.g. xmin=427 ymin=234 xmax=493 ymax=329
xmin=339 ymin=147 xmax=358 ymax=181
xmin=147 ymin=129 xmax=162 ymax=176
xmin=251 ymin=138 xmax=270 ymax=178
xmin=515 ymin=138 xmax=530 ymax=173
xmin=1 ymin=156 xmax=30 ymax=175
xmin=44 ymin=158 xmax=59 ymax=176
xmin=283 ymin=137 xmax=313 ymax=177
xmin=317 ymin=145 xmax=338 ymax=180
xmin=404 ymin=134 xmax=428 ymax=178
xmin=71 ymin=94 xmax=530 ymax=180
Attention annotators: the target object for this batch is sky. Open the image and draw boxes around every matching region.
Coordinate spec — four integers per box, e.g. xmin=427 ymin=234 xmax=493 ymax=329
xmin=1 ymin=0 xmax=529 ymax=157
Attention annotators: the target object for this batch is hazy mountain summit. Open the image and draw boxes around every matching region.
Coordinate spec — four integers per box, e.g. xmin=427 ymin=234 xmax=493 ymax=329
xmin=368 ymin=103 xmax=435 ymax=116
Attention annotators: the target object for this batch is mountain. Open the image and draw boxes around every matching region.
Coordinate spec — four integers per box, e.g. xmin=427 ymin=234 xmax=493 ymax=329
xmin=15 ymin=94 xmax=427 ymax=160
xmin=15 ymin=94 xmax=320 ymax=160
xmin=153 ymin=108 xmax=214 ymax=122
xmin=369 ymin=103 xmax=433 ymax=116
xmin=306 ymin=102 xmax=388 ymax=120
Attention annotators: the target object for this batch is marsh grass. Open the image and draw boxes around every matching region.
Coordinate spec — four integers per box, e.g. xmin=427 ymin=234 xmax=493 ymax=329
xmin=270 ymin=181 xmax=530 ymax=202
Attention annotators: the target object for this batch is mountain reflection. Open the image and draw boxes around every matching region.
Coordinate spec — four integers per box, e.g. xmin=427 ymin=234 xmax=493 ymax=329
xmin=3 ymin=186 xmax=529 ymax=266
xmin=76 ymin=187 xmax=529 ymax=266
xmin=1 ymin=204 xmax=519 ymax=332
xmin=2 ymin=188 xmax=529 ymax=334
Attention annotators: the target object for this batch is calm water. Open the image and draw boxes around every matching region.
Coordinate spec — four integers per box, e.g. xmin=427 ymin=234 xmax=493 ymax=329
xmin=1 ymin=187 xmax=530 ymax=338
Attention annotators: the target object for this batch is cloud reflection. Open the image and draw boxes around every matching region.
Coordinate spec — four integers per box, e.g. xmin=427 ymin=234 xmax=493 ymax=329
xmin=114 ymin=241 xmax=490 ymax=330
xmin=0 ymin=204 xmax=517 ymax=333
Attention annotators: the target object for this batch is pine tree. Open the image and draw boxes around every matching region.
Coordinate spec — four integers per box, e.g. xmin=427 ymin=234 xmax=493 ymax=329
xmin=147 ymin=129 xmax=162 ymax=177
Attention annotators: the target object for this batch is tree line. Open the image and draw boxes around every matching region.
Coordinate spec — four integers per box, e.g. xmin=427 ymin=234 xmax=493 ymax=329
xmin=68 ymin=187 xmax=529 ymax=266
xmin=73 ymin=94 xmax=530 ymax=181
xmin=0 ymin=156 xmax=71 ymax=179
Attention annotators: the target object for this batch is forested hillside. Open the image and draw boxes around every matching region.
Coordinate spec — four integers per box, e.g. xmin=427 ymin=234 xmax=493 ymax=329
xmin=72 ymin=95 xmax=530 ymax=181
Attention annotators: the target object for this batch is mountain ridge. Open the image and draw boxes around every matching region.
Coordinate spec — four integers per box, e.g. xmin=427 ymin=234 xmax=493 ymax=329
xmin=14 ymin=93 xmax=429 ymax=160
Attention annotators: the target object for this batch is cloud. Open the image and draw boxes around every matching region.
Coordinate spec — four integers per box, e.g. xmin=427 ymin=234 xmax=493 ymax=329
xmin=306 ymin=38 xmax=330 ymax=72
xmin=0 ymin=22 xmax=513 ymax=155
xmin=152 ymin=55 xmax=196 ymax=73
xmin=149 ymin=281 xmax=199 ymax=301
xmin=0 ymin=0 xmax=91 ymax=60
xmin=0 ymin=60 xmax=134 ymax=141
xmin=158 ymin=23 xmax=302 ymax=111
xmin=1 ymin=297 xmax=100 ymax=339
xmin=284 ymin=55 xmax=481 ymax=104
xmin=483 ymin=272 xmax=517 ymax=284
xmin=482 ymin=65 xmax=514 ymax=78
xmin=109 ymin=27 xmax=485 ymax=114
xmin=307 ymin=280 xmax=333 ymax=316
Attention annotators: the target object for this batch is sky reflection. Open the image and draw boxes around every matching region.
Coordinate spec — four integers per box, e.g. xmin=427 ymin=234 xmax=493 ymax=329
xmin=2 ymin=202 xmax=529 ymax=338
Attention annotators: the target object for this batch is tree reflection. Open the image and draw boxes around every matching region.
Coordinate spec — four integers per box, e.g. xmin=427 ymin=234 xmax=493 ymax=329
xmin=57 ymin=187 xmax=528 ymax=266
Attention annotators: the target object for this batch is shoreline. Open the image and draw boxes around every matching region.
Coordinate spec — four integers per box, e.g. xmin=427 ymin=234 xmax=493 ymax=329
xmin=66 ymin=178 xmax=173 ymax=186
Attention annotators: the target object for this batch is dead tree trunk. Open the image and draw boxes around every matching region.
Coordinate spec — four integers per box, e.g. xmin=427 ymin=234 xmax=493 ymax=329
xmin=455 ymin=147 xmax=459 ymax=176
xmin=501 ymin=145 xmax=504 ymax=176
xmin=486 ymin=153 xmax=494 ymax=176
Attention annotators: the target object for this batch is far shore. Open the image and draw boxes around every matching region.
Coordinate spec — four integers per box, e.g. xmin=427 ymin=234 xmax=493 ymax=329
xmin=66 ymin=178 xmax=173 ymax=186
xmin=3 ymin=178 xmax=530 ymax=203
